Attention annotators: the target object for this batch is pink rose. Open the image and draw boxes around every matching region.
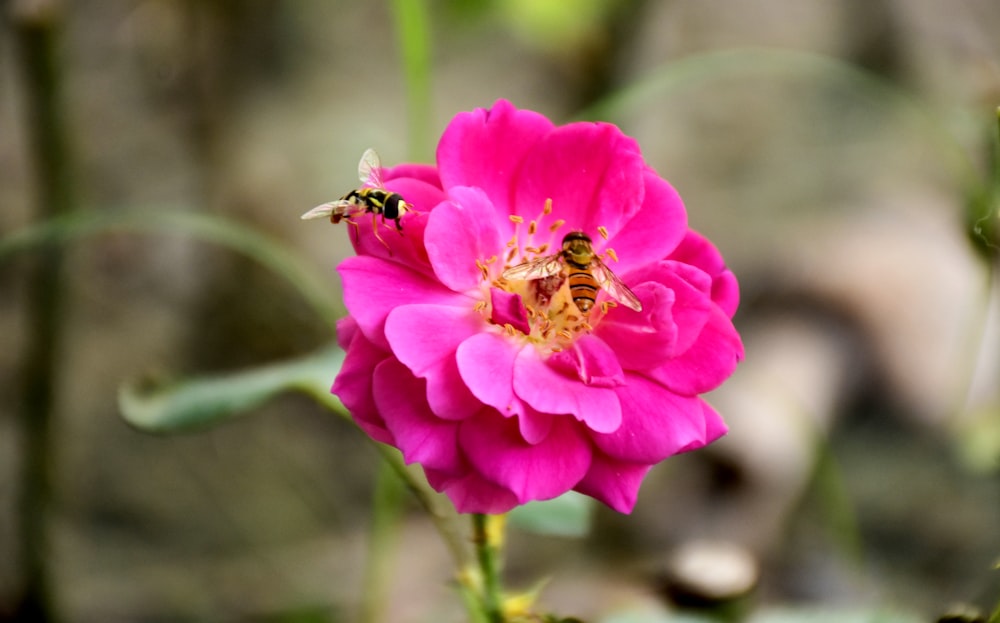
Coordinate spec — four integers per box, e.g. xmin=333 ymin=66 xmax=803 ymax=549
xmin=331 ymin=100 xmax=743 ymax=514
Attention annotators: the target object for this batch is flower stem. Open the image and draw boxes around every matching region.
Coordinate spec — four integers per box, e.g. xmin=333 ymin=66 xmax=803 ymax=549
xmin=11 ymin=2 xmax=75 ymax=620
xmin=360 ymin=460 xmax=406 ymax=623
xmin=472 ymin=514 xmax=506 ymax=623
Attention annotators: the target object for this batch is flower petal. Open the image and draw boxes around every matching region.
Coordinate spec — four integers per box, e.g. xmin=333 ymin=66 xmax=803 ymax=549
xmin=678 ymin=399 xmax=728 ymax=452
xmin=425 ymin=188 xmax=505 ymax=292
xmin=646 ymin=306 xmax=745 ymax=395
xmin=385 ymin=163 xmax=442 ymax=189
xmin=573 ymin=454 xmax=651 ymax=514
xmin=338 ymin=255 xmax=467 ymax=349
xmin=623 ymin=260 xmax=713 ymax=356
xmin=669 ymin=229 xmax=740 ymax=317
xmin=459 ymin=411 xmax=591 ymax=504
xmin=607 ymin=169 xmax=689 ymax=275
xmin=513 ymin=121 xmax=644 ymax=241
xmin=546 ymin=334 xmax=625 ymax=388
xmin=513 ymin=345 xmax=622 ymax=433
xmin=425 ymin=467 xmax=520 ymax=515
xmin=456 ymin=332 xmax=524 ymax=418
xmin=594 ymin=373 xmax=709 ymax=463
xmin=489 ymin=288 xmax=531 ymax=335
xmin=331 ymin=329 xmax=394 ymax=444
xmin=595 ymin=282 xmax=678 ymax=371
xmin=385 ymin=304 xmax=484 ymax=420
xmin=437 ymin=99 xmax=553 ymax=224
xmin=374 ymin=359 xmax=463 ymax=473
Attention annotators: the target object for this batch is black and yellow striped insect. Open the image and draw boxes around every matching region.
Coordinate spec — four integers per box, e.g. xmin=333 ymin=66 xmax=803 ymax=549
xmin=502 ymin=231 xmax=642 ymax=315
xmin=301 ymin=148 xmax=412 ymax=249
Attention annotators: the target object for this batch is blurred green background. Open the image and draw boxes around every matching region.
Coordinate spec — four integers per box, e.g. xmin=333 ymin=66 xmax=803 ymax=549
xmin=2 ymin=1 xmax=999 ymax=622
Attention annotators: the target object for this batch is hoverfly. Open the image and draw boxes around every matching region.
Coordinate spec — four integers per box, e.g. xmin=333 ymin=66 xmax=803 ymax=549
xmin=301 ymin=148 xmax=412 ymax=249
xmin=502 ymin=231 xmax=642 ymax=314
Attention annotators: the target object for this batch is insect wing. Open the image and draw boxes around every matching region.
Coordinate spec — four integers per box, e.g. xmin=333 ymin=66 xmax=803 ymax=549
xmin=357 ymin=148 xmax=386 ymax=189
xmin=502 ymin=254 xmax=563 ymax=281
xmin=590 ymin=257 xmax=643 ymax=311
xmin=300 ymin=199 xmax=359 ymax=220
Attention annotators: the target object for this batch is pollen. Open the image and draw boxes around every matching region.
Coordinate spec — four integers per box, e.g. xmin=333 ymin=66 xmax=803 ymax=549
xmin=549 ymin=219 xmax=566 ymax=233
xmin=509 ymin=215 xmax=524 ymax=224
xmin=597 ymin=225 xmax=609 ymax=240
xmin=605 ymin=247 xmax=619 ymax=263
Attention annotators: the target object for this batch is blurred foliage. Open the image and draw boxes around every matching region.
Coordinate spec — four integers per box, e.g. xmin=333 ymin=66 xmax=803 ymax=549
xmin=509 ymin=492 xmax=595 ymax=539
xmin=119 ymin=344 xmax=345 ymax=433
xmin=965 ymin=108 xmax=1000 ymax=261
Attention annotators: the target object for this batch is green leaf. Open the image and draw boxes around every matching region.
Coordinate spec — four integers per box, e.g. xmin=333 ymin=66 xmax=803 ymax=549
xmin=119 ymin=344 xmax=346 ymax=433
xmin=508 ymin=491 xmax=594 ymax=538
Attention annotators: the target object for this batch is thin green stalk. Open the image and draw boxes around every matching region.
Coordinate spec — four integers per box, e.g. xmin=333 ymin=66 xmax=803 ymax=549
xmin=389 ymin=0 xmax=433 ymax=160
xmin=472 ymin=514 xmax=505 ymax=623
xmin=0 ymin=209 xmax=344 ymax=328
xmin=360 ymin=460 xmax=407 ymax=623
xmin=372 ymin=444 xmax=468 ymax=570
xmin=10 ymin=2 xmax=74 ymax=621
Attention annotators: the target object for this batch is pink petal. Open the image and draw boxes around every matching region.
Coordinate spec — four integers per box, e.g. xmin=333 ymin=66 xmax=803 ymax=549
xmin=573 ymin=454 xmax=652 ymax=514
xmin=711 ymin=269 xmax=740 ymax=319
xmin=623 ymin=260 xmax=713 ymax=356
xmin=384 ymin=163 xmax=442 ymax=189
xmin=513 ymin=346 xmax=622 ymax=433
xmin=335 ymin=315 xmax=359 ymax=351
xmin=456 ymin=332 xmax=524 ymax=417
xmin=348 ymin=201 xmax=433 ymax=265
xmin=385 ymin=304 xmax=484 ymax=420
xmin=384 ymin=176 xmax=447 ymax=213
xmin=331 ymin=330 xmax=394 ymax=444
xmin=425 ymin=189 xmax=505 ymax=292
xmin=437 ymin=99 xmax=554 ymax=224
xmin=517 ymin=404 xmax=555 ymax=445
xmin=489 ymin=288 xmax=531 ymax=335
xmin=512 ymin=122 xmax=644 ymax=241
xmin=595 ymin=282 xmax=678 ymax=371
xmin=373 ymin=359 xmax=463 ymax=473
xmin=607 ymin=169 xmax=689 ymax=275
xmin=594 ymin=373 xmax=708 ymax=463
xmin=669 ymin=229 xmax=741 ymax=317
xmin=459 ymin=411 xmax=591 ymax=504
xmin=677 ymin=399 xmax=728 ymax=452
xmin=425 ymin=467 xmax=520 ymax=515
xmin=338 ymin=255 xmax=466 ymax=349
xmin=546 ymin=334 xmax=625 ymax=388
xmin=645 ymin=306 xmax=744 ymax=395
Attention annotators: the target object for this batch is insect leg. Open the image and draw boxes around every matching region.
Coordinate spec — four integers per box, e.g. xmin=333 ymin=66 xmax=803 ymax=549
xmin=370 ymin=212 xmax=391 ymax=253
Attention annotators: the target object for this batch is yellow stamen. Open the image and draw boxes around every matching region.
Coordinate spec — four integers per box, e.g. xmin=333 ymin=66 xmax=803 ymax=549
xmin=509 ymin=215 xmax=524 ymax=224
xmin=598 ymin=225 xmax=609 ymax=240
xmin=605 ymin=247 xmax=619 ymax=263
xmin=549 ymin=219 xmax=565 ymax=233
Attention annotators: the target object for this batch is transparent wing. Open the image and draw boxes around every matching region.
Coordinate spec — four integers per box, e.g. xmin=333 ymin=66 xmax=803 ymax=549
xmin=591 ymin=257 xmax=643 ymax=311
xmin=357 ymin=148 xmax=385 ymax=189
xmin=502 ymin=254 xmax=563 ymax=281
xmin=300 ymin=199 xmax=360 ymax=220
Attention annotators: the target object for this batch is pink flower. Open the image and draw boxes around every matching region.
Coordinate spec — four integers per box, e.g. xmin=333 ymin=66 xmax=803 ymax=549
xmin=331 ymin=100 xmax=743 ymax=514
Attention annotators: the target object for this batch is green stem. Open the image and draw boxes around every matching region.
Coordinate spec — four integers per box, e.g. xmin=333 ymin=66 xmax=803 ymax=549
xmin=472 ymin=514 xmax=505 ymax=623
xmin=10 ymin=2 xmax=74 ymax=621
xmin=373 ymin=445 xmax=469 ymax=570
xmin=388 ymin=0 xmax=433 ymax=160
xmin=360 ymin=460 xmax=407 ymax=623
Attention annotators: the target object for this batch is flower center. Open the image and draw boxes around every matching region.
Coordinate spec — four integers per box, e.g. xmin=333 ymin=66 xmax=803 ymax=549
xmin=474 ymin=199 xmax=623 ymax=353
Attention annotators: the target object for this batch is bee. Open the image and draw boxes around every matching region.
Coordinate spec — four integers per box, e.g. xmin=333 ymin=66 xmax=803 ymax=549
xmin=301 ymin=148 xmax=412 ymax=248
xmin=502 ymin=231 xmax=642 ymax=314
